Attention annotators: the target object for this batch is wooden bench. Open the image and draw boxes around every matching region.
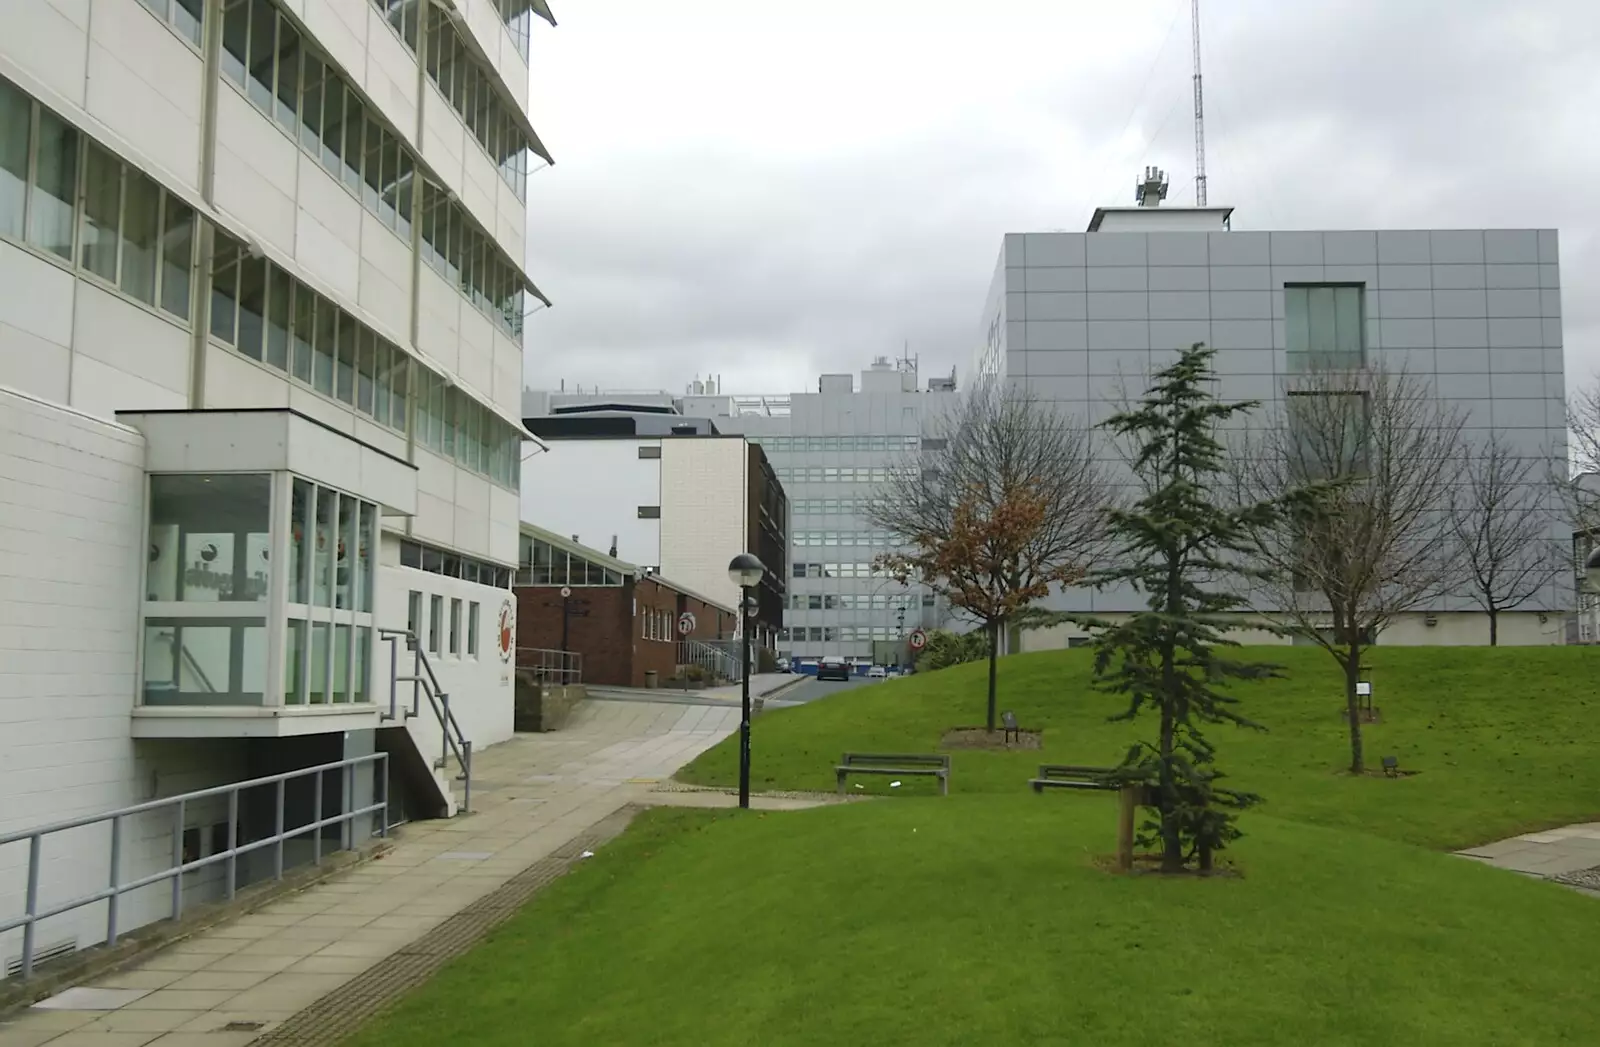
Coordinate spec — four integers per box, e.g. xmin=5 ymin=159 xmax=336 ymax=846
xmin=836 ymin=753 xmax=950 ymax=796
xmin=1029 ymin=764 xmax=1120 ymax=794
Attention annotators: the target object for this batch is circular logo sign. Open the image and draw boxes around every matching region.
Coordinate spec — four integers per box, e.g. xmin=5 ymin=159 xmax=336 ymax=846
xmin=497 ymin=600 xmax=515 ymax=663
xmin=677 ymin=611 xmax=696 ymax=635
xmin=559 ymin=586 xmax=572 ymax=598
xmin=908 ymin=629 xmax=928 ymax=651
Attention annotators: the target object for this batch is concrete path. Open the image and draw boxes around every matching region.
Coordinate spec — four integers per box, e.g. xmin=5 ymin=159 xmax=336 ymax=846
xmin=0 ymin=698 xmax=828 ymax=1047
xmin=1457 ymin=822 xmax=1600 ymax=891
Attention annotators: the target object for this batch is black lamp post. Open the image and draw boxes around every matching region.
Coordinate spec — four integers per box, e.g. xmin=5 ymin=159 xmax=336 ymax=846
xmin=727 ymin=552 xmax=767 ymax=809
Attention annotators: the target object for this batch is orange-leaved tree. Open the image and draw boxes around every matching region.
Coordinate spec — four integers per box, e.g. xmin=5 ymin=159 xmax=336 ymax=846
xmin=872 ymin=385 xmax=1108 ymax=731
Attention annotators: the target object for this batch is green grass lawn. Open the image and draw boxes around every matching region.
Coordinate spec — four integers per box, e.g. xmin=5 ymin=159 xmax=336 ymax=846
xmin=686 ymin=645 xmax=1600 ymax=850
xmin=344 ymin=646 xmax=1600 ymax=1046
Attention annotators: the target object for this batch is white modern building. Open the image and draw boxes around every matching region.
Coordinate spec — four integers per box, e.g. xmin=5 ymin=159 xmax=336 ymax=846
xmin=517 ymin=403 xmax=789 ymax=647
xmin=982 ymin=168 xmax=1568 ymax=648
xmin=529 ymin=357 xmax=962 ymax=664
xmin=0 ymin=0 xmax=552 ymax=978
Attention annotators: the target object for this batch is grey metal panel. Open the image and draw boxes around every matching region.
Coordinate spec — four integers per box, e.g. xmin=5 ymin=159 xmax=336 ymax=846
xmin=1541 ymin=289 xmax=1562 ymax=317
xmin=1149 ymin=318 xmax=1214 ymax=350
xmin=1006 ymin=292 xmax=1027 ymax=320
xmin=1432 ymin=265 xmax=1487 ymax=289
xmin=1544 ymin=347 xmax=1565 ymax=373
xmin=1429 ymin=230 xmax=1485 ymax=264
xmin=1435 ymin=373 xmax=1492 ymax=399
xmin=1149 ymin=291 xmax=1211 ymax=320
xmin=1488 ymin=318 xmax=1543 ymax=347
xmin=1488 ymin=373 xmax=1547 ymax=400
xmin=1432 ymin=318 xmax=1488 ymax=348
xmin=1435 ymin=347 xmax=1489 ymax=373
xmin=1004 ymin=268 xmax=1026 ymax=292
xmin=1147 ymin=231 xmax=1211 ymax=265
xmin=1379 ymin=318 xmax=1438 ymax=348
xmin=1322 ymin=230 xmax=1378 ymax=265
xmin=1149 ymin=266 xmax=1211 ymax=291
xmin=1025 ymin=320 xmax=1089 ymax=351
xmin=1024 ymin=233 xmax=1085 ymax=266
xmin=1089 ymin=350 xmax=1152 ymax=377
xmin=1212 ymin=348 xmax=1276 ymax=374
xmin=1377 ymin=230 xmax=1431 ymax=263
xmin=1457 ymin=399 xmax=1493 ymax=425
xmin=1324 ymin=264 xmax=1378 ymax=286
xmin=1485 ymin=264 xmax=1540 ymax=288
xmin=1087 ymin=266 xmax=1149 ymax=291
xmin=1087 ymin=320 xmax=1151 ymax=350
xmin=1027 ymin=292 xmax=1088 ymax=321
xmin=1490 ymin=347 xmax=1545 ymax=374
xmin=1024 ymin=347 xmax=1087 ymax=375
xmin=1269 ymin=231 xmax=1323 ymax=265
xmin=1208 ymin=231 xmax=1269 ymax=265
xmin=1493 ymin=399 xmax=1549 ymax=428
xmin=1484 ymin=229 xmax=1540 ymax=264
xmin=1486 ymin=289 xmax=1542 ymax=317
xmin=1540 ymin=264 xmax=1560 ymax=289
xmin=1209 ymin=319 xmax=1275 ymax=350
xmin=1006 ymin=320 xmax=1026 ymax=350
xmin=1025 ymin=375 xmax=1090 ymax=401
xmin=1378 ymin=289 xmax=1434 ymax=319
xmin=1375 ymin=347 xmax=1436 ymax=375
xmin=1209 ymin=265 xmax=1271 ymax=291
xmin=1271 ymin=265 xmax=1326 ymax=286
xmin=1086 ymin=233 xmax=1148 ymax=266
xmin=1025 ymin=267 xmax=1087 ymax=292
xmin=1211 ymin=291 xmax=1273 ymax=320
xmin=1376 ymin=264 xmax=1432 ymax=290
xmin=1432 ymin=289 xmax=1487 ymax=318
xmin=1087 ymin=292 xmax=1149 ymax=321
xmin=1538 ymin=229 xmax=1560 ymax=264
xmin=1004 ymin=233 xmax=1025 ymax=266
xmin=1542 ymin=318 xmax=1563 ymax=347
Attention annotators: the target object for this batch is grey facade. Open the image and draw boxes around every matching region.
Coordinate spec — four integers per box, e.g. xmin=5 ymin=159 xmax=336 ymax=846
xmin=980 ymin=209 xmax=1568 ymax=644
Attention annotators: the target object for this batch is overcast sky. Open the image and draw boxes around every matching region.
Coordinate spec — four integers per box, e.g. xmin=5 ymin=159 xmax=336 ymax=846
xmin=522 ymin=0 xmax=1599 ymax=399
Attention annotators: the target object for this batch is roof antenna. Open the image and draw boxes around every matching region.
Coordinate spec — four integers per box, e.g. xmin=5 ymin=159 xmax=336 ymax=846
xmin=1191 ymin=0 xmax=1208 ymax=206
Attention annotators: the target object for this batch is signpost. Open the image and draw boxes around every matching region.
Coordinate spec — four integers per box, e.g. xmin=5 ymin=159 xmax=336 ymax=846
xmin=677 ymin=611 xmax=696 ymax=636
xmin=908 ymin=629 xmax=927 ymax=652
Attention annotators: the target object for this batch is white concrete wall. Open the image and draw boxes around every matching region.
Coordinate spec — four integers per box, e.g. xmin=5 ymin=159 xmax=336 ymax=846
xmin=520 ymin=441 xmax=663 ymax=566
xmin=0 ymin=388 xmax=244 ymax=976
xmin=659 ymin=439 xmax=750 ymax=613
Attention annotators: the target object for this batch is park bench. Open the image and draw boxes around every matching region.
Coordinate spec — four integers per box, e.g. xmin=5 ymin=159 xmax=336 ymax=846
xmin=836 ymin=753 xmax=950 ymax=796
xmin=1029 ymin=764 xmax=1120 ymax=794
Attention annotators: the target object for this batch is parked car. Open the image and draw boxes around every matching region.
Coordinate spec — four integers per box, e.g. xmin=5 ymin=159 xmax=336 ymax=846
xmin=817 ymin=656 xmax=851 ymax=682
xmin=866 ymin=665 xmax=887 ymax=679
xmin=776 ymin=657 xmax=791 ymax=673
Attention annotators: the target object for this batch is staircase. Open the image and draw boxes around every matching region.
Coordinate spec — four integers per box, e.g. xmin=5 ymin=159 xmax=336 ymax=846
xmin=377 ymin=629 xmax=473 ymax=818
xmin=676 ymin=638 xmax=744 ymax=683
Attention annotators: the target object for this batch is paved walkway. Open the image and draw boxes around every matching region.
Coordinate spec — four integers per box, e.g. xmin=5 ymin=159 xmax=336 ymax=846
xmin=0 ymin=698 xmax=825 ymax=1047
xmin=1457 ymin=822 xmax=1600 ymax=891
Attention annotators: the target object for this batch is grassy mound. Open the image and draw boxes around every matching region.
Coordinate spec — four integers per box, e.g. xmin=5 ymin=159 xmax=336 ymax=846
xmin=683 ymin=645 xmax=1600 ymax=849
xmin=347 ymin=799 xmax=1600 ymax=1047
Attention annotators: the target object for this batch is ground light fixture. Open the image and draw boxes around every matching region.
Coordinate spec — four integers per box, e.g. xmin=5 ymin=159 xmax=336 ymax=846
xmin=727 ymin=553 xmax=767 ymax=809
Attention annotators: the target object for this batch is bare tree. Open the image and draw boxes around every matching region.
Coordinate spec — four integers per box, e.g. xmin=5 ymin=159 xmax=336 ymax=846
xmin=1238 ymin=366 xmax=1464 ymax=773
xmin=1560 ymin=378 xmax=1600 ymax=538
xmin=870 ymin=383 xmax=1109 ymax=731
xmin=1449 ymin=433 xmax=1563 ymax=645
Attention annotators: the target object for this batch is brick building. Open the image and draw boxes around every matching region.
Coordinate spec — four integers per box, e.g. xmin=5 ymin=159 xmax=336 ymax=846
xmin=514 ymin=524 xmax=739 ymax=688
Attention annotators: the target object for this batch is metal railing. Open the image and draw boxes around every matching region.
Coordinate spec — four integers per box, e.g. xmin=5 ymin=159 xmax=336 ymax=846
xmin=515 ymin=647 xmax=583 ymax=684
xmin=677 ymin=639 xmax=742 ymax=683
xmin=379 ymin=629 xmax=473 ymax=813
xmin=0 ymin=752 xmax=388 ymax=981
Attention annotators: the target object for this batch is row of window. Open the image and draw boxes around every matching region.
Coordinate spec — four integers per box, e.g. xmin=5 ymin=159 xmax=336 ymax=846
xmin=137 ymin=0 xmax=203 ymax=45
xmin=779 ymin=626 xmax=908 ymax=643
xmin=642 ymin=607 xmax=676 ymax=642
xmin=516 ymin=534 xmax=628 ymax=588
xmin=789 ymin=593 xmax=926 ymax=611
xmin=400 ymin=539 xmax=515 ymax=589
xmin=418 ymin=181 xmax=529 ymax=338
xmin=412 ymin=367 xmax=524 ymax=489
xmin=774 ymin=467 xmax=900 ymax=485
xmin=792 ymin=530 xmax=898 ymax=548
xmin=792 ymin=498 xmax=882 ymax=516
xmin=749 ymin=435 xmax=925 ymax=453
xmin=407 ymin=590 xmax=484 ymax=660
xmin=1285 ymin=284 xmax=1366 ymax=373
xmin=0 ymin=80 xmax=196 ymax=323
xmin=497 ymin=0 xmax=541 ymax=61
xmin=791 ymin=562 xmax=890 ymax=579
xmin=222 ymin=0 xmax=529 ymax=338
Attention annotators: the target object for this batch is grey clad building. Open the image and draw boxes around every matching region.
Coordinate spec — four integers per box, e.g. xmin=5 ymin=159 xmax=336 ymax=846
xmin=982 ymin=169 xmax=1568 ymax=648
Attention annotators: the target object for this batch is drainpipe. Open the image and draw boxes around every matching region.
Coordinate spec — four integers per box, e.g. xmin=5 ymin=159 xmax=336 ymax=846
xmin=188 ymin=0 xmax=225 ymax=408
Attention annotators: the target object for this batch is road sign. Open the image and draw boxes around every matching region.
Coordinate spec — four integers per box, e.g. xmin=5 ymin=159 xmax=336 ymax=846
xmin=559 ymin=586 xmax=572 ymax=598
xmin=678 ymin=611 xmax=697 ymax=635
xmin=908 ymin=628 xmax=927 ymax=651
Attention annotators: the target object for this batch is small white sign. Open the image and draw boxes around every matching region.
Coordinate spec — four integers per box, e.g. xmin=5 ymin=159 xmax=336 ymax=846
xmin=678 ymin=611 xmax=696 ymax=635
xmin=1355 ymin=682 xmax=1372 ymax=697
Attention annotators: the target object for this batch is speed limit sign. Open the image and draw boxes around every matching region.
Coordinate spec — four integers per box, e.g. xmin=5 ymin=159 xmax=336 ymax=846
xmin=678 ymin=611 xmax=696 ymax=635
xmin=908 ymin=629 xmax=927 ymax=651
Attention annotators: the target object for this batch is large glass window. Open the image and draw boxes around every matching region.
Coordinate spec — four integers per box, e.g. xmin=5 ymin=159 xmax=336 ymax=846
xmin=288 ymin=478 xmax=311 ymax=603
xmin=142 ymin=619 xmax=267 ymax=706
xmin=1285 ymin=285 xmax=1366 ymax=373
xmin=266 ymin=264 xmax=291 ymax=370
xmin=428 ymin=595 xmax=443 ymax=655
xmin=236 ymin=255 xmax=267 ymax=361
xmin=159 ymin=198 xmax=194 ymax=319
xmin=80 ymin=145 xmax=122 ymax=281
xmin=244 ymin=0 xmax=277 ymax=111
xmin=0 ymin=79 xmax=27 ymax=239
xmin=147 ymin=474 xmax=272 ymax=604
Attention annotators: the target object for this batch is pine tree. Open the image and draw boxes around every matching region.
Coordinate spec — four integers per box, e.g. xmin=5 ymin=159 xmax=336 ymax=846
xmin=1076 ymin=344 xmax=1297 ymax=873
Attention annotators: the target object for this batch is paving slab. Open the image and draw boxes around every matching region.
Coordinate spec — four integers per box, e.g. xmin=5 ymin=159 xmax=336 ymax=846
xmin=0 ymin=696 xmax=746 ymax=1046
xmin=1457 ymin=822 xmax=1600 ymax=894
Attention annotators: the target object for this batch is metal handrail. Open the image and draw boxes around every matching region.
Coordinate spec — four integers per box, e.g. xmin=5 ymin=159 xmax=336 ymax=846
xmin=378 ymin=629 xmax=473 ymax=814
xmin=514 ymin=647 xmax=582 ymax=684
xmin=1 ymin=752 xmax=388 ymax=980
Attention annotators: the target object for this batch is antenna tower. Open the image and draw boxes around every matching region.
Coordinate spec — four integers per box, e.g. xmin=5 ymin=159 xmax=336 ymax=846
xmin=1191 ymin=0 xmax=1207 ymax=206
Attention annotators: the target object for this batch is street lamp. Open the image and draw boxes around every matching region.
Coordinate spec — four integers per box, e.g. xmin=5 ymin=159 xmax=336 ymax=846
xmin=727 ymin=553 xmax=767 ymax=809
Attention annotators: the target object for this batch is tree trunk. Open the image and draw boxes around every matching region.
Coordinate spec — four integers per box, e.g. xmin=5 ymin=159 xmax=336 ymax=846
xmin=985 ymin=619 xmax=999 ymax=733
xmin=1159 ymin=699 xmax=1181 ymax=873
xmin=1489 ymin=607 xmax=1499 ymax=646
xmin=1344 ymin=649 xmax=1364 ymax=774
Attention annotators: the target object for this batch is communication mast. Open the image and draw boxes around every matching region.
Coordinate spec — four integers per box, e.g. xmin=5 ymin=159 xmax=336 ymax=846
xmin=1191 ymin=0 xmax=1207 ymax=206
